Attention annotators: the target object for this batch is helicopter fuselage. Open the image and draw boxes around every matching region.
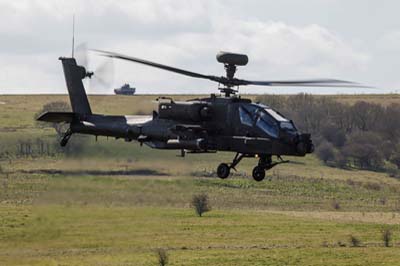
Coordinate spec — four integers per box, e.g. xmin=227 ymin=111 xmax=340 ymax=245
xmin=37 ymin=55 xmax=321 ymax=181
xmin=68 ymin=95 xmax=313 ymax=158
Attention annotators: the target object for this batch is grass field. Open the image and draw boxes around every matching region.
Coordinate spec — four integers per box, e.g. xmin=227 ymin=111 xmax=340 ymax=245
xmin=1 ymin=94 xmax=400 ymax=265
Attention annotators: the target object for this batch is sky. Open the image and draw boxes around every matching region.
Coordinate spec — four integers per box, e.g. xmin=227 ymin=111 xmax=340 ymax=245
xmin=0 ymin=0 xmax=399 ymax=95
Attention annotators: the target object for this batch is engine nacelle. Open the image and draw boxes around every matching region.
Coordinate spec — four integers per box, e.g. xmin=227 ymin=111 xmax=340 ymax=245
xmin=158 ymin=101 xmax=212 ymax=122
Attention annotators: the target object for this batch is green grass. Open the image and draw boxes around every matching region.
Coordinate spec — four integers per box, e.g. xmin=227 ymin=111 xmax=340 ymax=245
xmin=3 ymin=157 xmax=400 ymax=212
xmin=1 ymin=155 xmax=399 ymax=265
xmin=1 ymin=94 xmax=400 ymax=265
xmin=1 ymin=205 xmax=400 ymax=266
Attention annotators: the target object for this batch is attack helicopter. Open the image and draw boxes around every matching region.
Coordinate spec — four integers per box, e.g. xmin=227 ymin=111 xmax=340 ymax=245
xmin=37 ymin=49 xmax=364 ymax=181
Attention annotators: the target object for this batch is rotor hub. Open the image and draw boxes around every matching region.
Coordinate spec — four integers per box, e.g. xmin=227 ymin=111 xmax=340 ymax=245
xmin=216 ymin=52 xmax=249 ymax=96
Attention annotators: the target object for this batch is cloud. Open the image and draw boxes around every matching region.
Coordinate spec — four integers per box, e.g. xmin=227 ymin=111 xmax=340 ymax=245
xmin=109 ymin=19 xmax=371 ymax=94
xmin=377 ymin=30 xmax=400 ymax=52
xmin=0 ymin=0 xmax=375 ymax=94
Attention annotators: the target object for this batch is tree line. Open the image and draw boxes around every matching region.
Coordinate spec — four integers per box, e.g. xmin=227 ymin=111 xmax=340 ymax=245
xmin=256 ymin=94 xmax=400 ymax=174
xmin=4 ymin=98 xmax=399 ymax=175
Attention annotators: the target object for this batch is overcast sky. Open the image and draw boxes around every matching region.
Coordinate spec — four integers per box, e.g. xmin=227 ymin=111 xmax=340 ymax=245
xmin=1 ymin=0 xmax=399 ymax=95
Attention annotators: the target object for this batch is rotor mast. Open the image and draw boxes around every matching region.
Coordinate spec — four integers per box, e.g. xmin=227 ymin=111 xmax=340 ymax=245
xmin=216 ymin=52 xmax=248 ymax=97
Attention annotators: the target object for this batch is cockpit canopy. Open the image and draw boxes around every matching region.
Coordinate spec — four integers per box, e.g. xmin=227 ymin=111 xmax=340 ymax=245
xmin=238 ymin=103 xmax=296 ymax=138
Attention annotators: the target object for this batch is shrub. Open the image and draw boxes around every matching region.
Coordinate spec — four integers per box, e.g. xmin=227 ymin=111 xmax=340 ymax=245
xmin=386 ymin=164 xmax=400 ymax=178
xmin=191 ymin=193 xmax=211 ymax=217
xmin=342 ymin=132 xmax=384 ymax=170
xmin=334 ymin=152 xmax=348 ymax=169
xmin=390 ymin=152 xmax=400 ymax=169
xmin=35 ymin=101 xmax=71 ymax=136
xmin=321 ymin=123 xmax=346 ymax=147
xmin=156 ymin=249 xmax=168 ymax=266
xmin=331 ymin=199 xmax=341 ymax=210
xmin=349 ymin=235 xmax=361 ymax=247
xmin=316 ymin=141 xmax=336 ymax=164
xmin=382 ymin=228 xmax=392 ymax=247
xmin=379 ymin=197 xmax=387 ymax=205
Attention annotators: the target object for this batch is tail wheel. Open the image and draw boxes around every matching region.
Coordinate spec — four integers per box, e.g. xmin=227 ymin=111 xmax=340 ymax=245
xmin=252 ymin=166 xmax=265 ymax=182
xmin=217 ymin=163 xmax=230 ymax=179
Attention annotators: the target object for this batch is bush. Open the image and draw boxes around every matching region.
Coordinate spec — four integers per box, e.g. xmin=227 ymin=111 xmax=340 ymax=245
xmin=316 ymin=141 xmax=336 ymax=164
xmin=333 ymin=152 xmax=348 ymax=169
xmin=35 ymin=101 xmax=71 ymax=136
xmin=382 ymin=228 xmax=392 ymax=247
xmin=390 ymin=150 xmax=400 ymax=169
xmin=341 ymin=132 xmax=384 ymax=170
xmin=386 ymin=164 xmax=400 ymax=178
xmin=156 ymin=249 xmax=168 ymax=266
xmin=331 ymin=199 xmax=341 ymax=210
xmin=321 ymin=123 xmax=346 ymax=147
xmin=191 ymin=193 xmax=211 ymax=217
xmin=349 ymin=235 xmax=361 ymax=247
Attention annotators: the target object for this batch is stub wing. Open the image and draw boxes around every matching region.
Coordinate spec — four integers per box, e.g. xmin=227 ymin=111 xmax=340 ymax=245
xmin=37 ymin=112 xmax=77 ymax=123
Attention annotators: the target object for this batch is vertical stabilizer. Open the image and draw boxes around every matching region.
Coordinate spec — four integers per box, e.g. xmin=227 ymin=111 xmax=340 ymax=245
xmin=60 ymin=57 xmax=92 ymax=114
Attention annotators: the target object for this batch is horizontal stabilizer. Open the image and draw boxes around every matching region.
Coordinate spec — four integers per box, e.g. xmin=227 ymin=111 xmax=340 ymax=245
xmin=37 ymin=112 xmax=77 ymax=123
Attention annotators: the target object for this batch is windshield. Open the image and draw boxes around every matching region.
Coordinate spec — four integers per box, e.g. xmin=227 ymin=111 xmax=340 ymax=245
xmin=239 ymin=105 xmax=258 ymax=126
xmin=239 ymin=104 xmax=279 ymax=138
xmin=256 ymin=111 xmax=279 ymax=138
xmin=280 ymin=121 xmax=295 ymax=131
xmin=239 ymin=104 xmax=296 ymax=137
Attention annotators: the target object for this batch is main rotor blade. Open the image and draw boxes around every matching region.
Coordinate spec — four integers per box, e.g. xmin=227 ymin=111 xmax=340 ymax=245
xmin=237 ymin=78 xmax=370 ymax=88
xmin=92 ymin=50 xmax=370 ymax=89
xmin=93 ymin=49 xmax=221 ymax=83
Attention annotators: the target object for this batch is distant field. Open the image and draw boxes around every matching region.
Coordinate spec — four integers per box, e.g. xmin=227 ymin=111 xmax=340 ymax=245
xmin=1 ymin=93 xmax=399 ymax=121
xmin=1 ymin=94 xmax=400 ymax=265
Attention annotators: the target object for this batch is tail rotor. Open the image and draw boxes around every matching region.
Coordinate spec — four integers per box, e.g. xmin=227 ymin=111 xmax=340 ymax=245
xmin=75 ymin=43 xmax=114 ymax=94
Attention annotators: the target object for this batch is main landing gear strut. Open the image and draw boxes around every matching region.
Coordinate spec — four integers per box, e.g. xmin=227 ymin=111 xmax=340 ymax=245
xmin=217 ymin=153 xmax=245 ymax=179
xmin=217 ymin=153 xmax=288 ymax=182
xmin=60 ymin=129 xmax=72 ymax=147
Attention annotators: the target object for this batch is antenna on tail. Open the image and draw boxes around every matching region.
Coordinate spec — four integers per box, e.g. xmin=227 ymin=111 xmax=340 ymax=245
xmin=72 ymin=15 xmax=75 ymax=58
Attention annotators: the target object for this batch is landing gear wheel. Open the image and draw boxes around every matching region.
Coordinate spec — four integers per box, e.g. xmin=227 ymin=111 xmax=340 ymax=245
xmin=217 ymin=163 xmax=230 ymax=179
xmin=252 ymin=166 xmax=265 ymax=182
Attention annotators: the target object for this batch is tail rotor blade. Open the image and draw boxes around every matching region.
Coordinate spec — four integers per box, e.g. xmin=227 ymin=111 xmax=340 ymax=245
xmin=90 ymin=58 xmax=114 ymax=93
